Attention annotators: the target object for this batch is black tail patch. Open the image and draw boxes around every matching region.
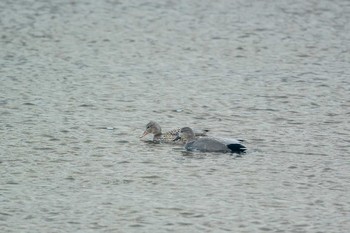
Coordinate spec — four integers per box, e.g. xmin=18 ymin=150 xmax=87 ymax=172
xmin=227 ymin=144 xmax=247 ymax=153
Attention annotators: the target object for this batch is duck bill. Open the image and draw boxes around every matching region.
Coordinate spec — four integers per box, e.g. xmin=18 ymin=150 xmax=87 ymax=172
xmin=173 ymin=135 xmax=181 ymax=141
xmin=140 ymin=131 xmax=149 ymax=138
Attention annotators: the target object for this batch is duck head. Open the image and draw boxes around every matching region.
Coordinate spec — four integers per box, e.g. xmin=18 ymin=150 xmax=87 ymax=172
xmin=140 ymin=121 xmax=162 ymax=138
xmin=173 ymin=127 xmax=195 ymax=142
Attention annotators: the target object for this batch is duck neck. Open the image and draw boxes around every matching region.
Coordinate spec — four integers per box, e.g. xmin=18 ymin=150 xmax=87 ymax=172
xmin=186 ymin=134 xmax=195 ymax=142
xmin=153 ymin=132 xmax=162 ymax=141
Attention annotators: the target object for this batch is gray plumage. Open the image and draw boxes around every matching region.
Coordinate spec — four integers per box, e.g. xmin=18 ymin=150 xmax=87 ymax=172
xmin=175 ymin=127 xmax=246 ymax=153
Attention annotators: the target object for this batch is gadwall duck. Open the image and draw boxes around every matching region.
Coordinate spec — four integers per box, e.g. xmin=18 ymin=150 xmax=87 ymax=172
xmin=140 ymin=121 xmax=208 ymax=143
xmin=174 ymin=127 xmax=246 ymax=153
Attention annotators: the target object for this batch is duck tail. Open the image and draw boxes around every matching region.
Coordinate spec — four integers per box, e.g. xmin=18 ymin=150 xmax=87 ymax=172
xmin=227 ymin=144 xmax=247 ymax=153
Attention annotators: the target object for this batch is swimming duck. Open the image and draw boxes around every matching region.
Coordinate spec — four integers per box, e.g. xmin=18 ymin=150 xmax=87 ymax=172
xmin=174 ymin=127 xmax=246 ymax=153
xmin=140 ymin=121 xmax=208 ymax=143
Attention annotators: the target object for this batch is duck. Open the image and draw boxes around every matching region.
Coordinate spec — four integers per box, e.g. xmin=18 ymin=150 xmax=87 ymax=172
xmin=140 ymin=121 xmax=208 ymax=143
xmin=174 ymin=127 xmax=246 ymax=153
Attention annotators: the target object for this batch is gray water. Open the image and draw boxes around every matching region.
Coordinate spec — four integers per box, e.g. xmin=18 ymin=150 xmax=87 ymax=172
xmin=1 ymin=0 xmax=350 ymax=232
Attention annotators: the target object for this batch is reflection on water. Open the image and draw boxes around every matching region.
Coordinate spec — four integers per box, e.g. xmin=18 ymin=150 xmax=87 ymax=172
xmin=1 ymin=0 xmax=350 ymax=232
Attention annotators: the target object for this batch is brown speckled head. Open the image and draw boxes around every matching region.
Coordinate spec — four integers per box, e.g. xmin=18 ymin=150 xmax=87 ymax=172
xmin=140 ymin=121 xmax=162 ymax=138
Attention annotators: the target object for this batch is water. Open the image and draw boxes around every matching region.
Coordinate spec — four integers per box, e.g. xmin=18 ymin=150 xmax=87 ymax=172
xmin=1 ymin=0 xmax=350 ymax=232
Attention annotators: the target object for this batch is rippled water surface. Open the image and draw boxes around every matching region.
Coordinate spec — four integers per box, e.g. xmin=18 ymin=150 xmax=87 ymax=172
xmin=1 ymin=0 xmax=350 ymax=232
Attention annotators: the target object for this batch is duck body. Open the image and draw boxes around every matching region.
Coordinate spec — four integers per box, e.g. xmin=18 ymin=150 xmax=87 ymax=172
xmin=175 ymin=127 xmax=246 ymax=154
xmin=154 ymin=127 xmax=183 ymax=143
